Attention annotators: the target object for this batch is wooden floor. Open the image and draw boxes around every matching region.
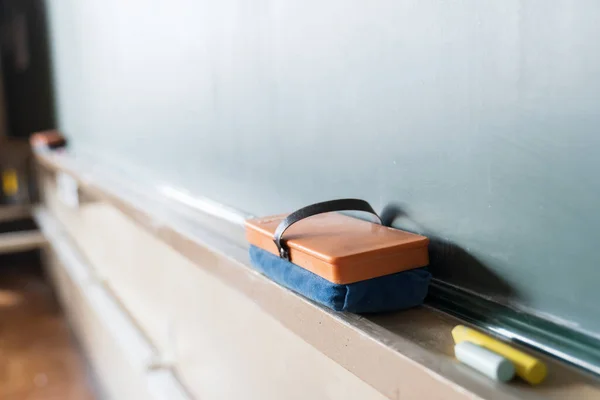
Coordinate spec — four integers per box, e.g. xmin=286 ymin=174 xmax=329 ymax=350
xmin=0 ymin=263 xmax=97 ymax=400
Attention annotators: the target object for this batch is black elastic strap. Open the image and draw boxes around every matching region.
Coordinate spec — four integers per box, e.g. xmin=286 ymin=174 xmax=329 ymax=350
xmin=273 ymin=198 xmax=381 ymax=260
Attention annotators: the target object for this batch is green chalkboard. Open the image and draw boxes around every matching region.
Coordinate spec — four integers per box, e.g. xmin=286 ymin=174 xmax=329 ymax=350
xmin=45 ymin=0 xmax=600 ymax=368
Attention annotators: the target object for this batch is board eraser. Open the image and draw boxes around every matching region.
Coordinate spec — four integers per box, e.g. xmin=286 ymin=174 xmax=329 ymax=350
xmin=245 ymin=199 xmax=431 ymax=313
xmin=454 ymin=341 xmax=515 ymax=382
xmin=30 ymin=130 xmax=67 ymax=150
xmin=452 ymin=325 xmax=547 ymax=385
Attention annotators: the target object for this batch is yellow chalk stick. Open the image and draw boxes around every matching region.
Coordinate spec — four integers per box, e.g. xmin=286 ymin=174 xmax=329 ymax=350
xmin=2 ymin=169 xmax=18 ymax=196
xmin=452 ymin=325 xmax=546 ymax=385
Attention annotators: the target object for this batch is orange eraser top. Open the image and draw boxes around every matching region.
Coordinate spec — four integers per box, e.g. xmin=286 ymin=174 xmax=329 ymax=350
xmin=245 ymin=212 xmax=429 ymax=284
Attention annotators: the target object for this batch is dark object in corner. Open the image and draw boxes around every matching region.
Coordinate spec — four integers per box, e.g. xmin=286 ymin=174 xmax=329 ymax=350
xmin=0 ymin=0 xmax=55 ymax=138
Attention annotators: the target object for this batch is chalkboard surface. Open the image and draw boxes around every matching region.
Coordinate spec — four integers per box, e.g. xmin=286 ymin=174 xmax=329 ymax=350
xmin=47 ymin=1 xmax=600 ymax=336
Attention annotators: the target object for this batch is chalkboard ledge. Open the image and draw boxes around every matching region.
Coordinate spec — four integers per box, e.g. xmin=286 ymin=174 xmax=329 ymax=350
xmin=35 ymin=150 xmax=600 ymax=399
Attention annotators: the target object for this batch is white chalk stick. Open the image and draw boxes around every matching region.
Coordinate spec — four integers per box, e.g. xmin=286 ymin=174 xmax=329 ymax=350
xmin=454 ymin=341 xmax=515 ymax=382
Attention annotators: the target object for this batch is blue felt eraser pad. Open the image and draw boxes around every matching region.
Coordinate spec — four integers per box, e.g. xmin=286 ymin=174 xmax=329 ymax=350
xmin=249 ymin=245 xmax=431 ymax=313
